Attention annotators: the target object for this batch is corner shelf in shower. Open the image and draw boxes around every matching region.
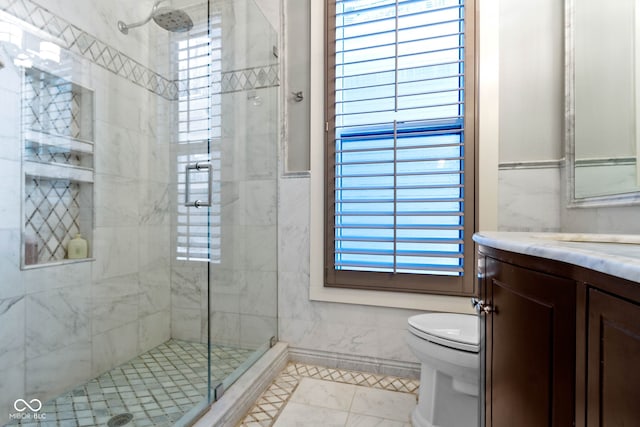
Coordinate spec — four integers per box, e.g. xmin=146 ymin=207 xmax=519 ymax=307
xmin=21 ymin=66 xmax=95 ymax=268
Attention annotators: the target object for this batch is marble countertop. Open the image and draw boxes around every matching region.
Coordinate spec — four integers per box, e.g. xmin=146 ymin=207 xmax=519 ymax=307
xmin=473 ymin=232 xmax=640 ymax=284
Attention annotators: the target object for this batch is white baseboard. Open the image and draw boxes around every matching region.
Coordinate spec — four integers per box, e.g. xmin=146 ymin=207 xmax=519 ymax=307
xmin=288 ymin=346 xmax=421 ymax=380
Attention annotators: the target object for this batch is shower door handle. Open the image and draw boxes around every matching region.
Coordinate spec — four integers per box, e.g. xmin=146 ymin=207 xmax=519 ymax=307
xmin=184 ymin=161 xmax=212 ymax=208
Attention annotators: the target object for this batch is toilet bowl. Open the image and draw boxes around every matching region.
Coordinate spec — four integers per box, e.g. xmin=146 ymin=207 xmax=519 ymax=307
xmin=406 ymin=313 xmax=480 ymax=427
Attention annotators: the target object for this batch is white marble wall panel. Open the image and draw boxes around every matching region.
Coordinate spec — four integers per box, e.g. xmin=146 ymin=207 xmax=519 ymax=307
xmin=0 ymin=359 xmax=24 ymax=422
xmin=25 ymin=285 xmax=91 ymax=360
xmin=244 ymin=225 xmax=277 ymax=271
xmin=0 ymin=159 xmax=22 ymax=229
xmin=22 ymin=261 xmax=91 ymax=294
xmin=278 ymin=176 xmax=422 ymax=366
xmin=139 ymin=310 xmax=171 ymax=353
xmin=244 ymin=180 xmax=278 ymax=226
xmin=0 ymin=229 xmax=24 ymax=300
xmin=91 ymin=321 xmax=139 ymax=376
xmin=210 ymin=311 xmax=241 ymax=348
xmin=240 ymin=271 xmax=277 ymax=317
xmin=498 ymin=166 xmax=561 ymax=232
xmin=91 ymin=274 xmax=140 ymax=336
xmin=172 ymin=307 xmax=207 ymax=343
xmin=25 ymin=341 xmax=92 ymax=402
xmin=0 ymin=296 xmax=25 ymax=372
xmin=94 ymin=122 xmax=142 ymax=179
xmin=139 ymin=181 xmax=171 ymax=226
xmin=239 ymin=314 xmax=276 ymax=349
xmin=94 ymin=174 xmax=140 ymax=227
xmin=92 ymin=226 xmax=140 ymax=281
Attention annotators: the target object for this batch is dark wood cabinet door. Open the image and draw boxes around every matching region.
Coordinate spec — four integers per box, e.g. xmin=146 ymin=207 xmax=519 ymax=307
xmin=587 ymin=289 xmax=640 ymax=427
xmin=484 ymin=258 xmax=576 ymax=427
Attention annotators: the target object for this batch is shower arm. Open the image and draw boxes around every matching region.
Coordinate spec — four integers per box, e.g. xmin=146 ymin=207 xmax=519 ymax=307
xmin=117 ymin=0 xmax=166 ymax=33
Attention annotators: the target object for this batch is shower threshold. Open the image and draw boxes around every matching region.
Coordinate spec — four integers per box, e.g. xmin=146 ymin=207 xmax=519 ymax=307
xmin=7 ymin=340 xmax=253 ymax=427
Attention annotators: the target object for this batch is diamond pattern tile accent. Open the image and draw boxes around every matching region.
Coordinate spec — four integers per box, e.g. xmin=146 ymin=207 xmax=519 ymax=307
xmin=9 ymin=340 xmax=254 ymax=427
xmin=238 ymin=362 xmax=420 ymax=426
xmin=221 ymin=65 xmax=280 ymax=94
xmin=0 ymin=0 xmax=178 ymax=100
xmin=24 ymin=178 xmax=81 ymax=263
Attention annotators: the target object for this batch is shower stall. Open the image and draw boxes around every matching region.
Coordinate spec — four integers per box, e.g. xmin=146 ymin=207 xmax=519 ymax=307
xmin=0 ymin=0 xmax=279 ymax=425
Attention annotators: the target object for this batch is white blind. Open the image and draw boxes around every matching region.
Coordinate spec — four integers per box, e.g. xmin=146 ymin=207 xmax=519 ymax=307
xmin=332 ymin=0 xmax=466 ymax=275
xmin=175 ymin=15 xmax=222 ymax=262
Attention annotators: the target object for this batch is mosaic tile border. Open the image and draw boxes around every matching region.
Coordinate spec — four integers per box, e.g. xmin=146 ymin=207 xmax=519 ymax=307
xmin=0 ymin=0 xmax=179 ymax=100
xmin=1 ymin=0 xmax=280 ymax=100
xmin=238 ymin=362 xmax=420 ymax=426
xmin=221 ymin=64 xmax=279 ymax=94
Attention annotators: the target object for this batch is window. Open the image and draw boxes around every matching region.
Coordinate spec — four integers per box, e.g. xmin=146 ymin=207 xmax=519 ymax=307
xmin=175 ymin=13 xmax=222 ymax=263
xmin=325 ymin=0 xmax=476 ymax=295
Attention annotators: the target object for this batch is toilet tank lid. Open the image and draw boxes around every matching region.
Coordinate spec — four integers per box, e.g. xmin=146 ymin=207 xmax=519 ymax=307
xmin=408 ymin=313 xmax=480 ymax=347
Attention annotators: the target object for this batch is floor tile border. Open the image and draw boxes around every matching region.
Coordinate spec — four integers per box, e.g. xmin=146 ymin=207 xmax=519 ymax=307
xmin=238 ymin=362 xmax=420 ymax=427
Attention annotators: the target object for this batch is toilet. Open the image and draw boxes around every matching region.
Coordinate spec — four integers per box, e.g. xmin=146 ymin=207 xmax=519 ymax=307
xmin=406 ymin=313 xmax=480 ymax=427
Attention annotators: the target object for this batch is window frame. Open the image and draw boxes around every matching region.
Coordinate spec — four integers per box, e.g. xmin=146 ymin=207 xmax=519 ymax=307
xmin=324 ymin=0 xmax=477 ymax=296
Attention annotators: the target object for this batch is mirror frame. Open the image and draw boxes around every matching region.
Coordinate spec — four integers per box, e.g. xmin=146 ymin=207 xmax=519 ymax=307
xmin=565 ymin=0 xmax=640 ymax=207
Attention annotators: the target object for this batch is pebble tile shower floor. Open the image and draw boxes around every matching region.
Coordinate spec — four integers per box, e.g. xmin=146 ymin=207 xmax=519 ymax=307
xmin=8 ymin=340 xmax=253 ymax=427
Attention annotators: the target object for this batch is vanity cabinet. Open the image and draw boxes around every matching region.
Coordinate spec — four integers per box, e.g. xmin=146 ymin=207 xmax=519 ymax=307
xmin=585 ymin=289 xmax=640 ymax=427
xmin=478 ymin=245 xmax=640 ymax=427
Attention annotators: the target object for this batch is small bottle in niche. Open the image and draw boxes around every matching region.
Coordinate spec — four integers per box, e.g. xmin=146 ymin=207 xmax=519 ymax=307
xmin=67 ymin=233 xmax=88 ymax=259
xmin=24 ymin=234 xmax=38 ymax=265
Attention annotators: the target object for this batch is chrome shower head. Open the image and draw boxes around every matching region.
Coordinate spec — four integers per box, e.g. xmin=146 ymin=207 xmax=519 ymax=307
xmin=152 ymin=7 xmax=193 ymax=32
xmin=118 ymin=1 xmax=193 ymax=35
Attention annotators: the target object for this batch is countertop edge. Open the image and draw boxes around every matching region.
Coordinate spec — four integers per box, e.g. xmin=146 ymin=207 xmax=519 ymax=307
xmin=473 ymin=232 xmax=640 ymax=284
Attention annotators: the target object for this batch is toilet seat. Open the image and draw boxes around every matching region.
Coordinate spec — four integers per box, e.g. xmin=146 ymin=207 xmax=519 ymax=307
xmin=408 ymin=313 xmax=479 ymax=353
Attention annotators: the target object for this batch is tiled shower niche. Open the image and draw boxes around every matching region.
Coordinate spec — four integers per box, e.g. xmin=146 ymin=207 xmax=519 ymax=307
xmin=22 ymin=67 xmax=94 ymax=267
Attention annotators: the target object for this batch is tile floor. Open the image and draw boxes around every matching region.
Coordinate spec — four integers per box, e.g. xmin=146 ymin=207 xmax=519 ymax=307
xmin=7 ymin=340 xmax=254 ymax=427
xmin=239 ymin=363 xmax=420 ymax=427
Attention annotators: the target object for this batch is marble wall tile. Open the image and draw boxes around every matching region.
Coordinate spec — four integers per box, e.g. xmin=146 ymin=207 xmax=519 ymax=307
xmin=172 ymin=307 xmax=206 ymax=343
xmin=240 ymin=271 xmax=277 ymax=317
xmin=246 ymin=134 xmax=278 ymax=181
xmin=0 ymin=228 xmax=24 ymax=299
xmin=93 ymin=122 xmax=142 ymax=179
xmin=244 ymin=225 xmax=277 ymax=271
xmin=91 ymin=321 xmax=139 ymax=377
xmin=92 ymin=274 xmax=140 ymax=335
xmin=278 ymin=178 xmax=310 ymax=274
xmin=92 ymin=226 xmax=140 ymax=281
xmin=171 ymin=262 xmax=207 ymax=309
xmin=23 ymin=261 xmax=91 ymax=294
xmin=25 ymin=341 xmax=92 ymax=402
xmin=138 ymin=180 xmax=171 ymax=226
xmin=138 ymin=310 xmax=170 ymax=354
xmin=139 ymin=277 xmax=170 ymax=317
xmin=25 ymin=285 xmax=91 ymax=360
xmin=498 ymin=167 xmax=561 ymax=231
xmin=0 ymin=360 xmax=24 ymax=423
xmin=0 ymin=159 xmax=22 ymax=229
xmin=210 ymin=311 xmax=241 ymax=348
xmin=278 ymin=271 xmax=316 ymax=322
xmin=221 ymin=181 xmax=244 ymax=226
xmin=244 ymin=180 xmax=277 ymax=226
xmin=219 ymin=225 xmax=247 ymax=270
xmin=94 ymin=74 xmax=147 ymax=132
xmin=0 ymin=296 xmax=25 ymax=372
xmin=254 ymin=0 xmax=281 ymax=39
xmin=211 ymin=268 xmax=245 ymax=299
xmin=94 ymin=174 xmax=140 ymax=227
xmin=239 ymin=314 xmax=277 ymax=350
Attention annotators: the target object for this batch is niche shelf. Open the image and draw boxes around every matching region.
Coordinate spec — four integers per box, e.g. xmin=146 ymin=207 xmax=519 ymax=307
xmin=21 ymin=67 xmax=95 ymax=268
